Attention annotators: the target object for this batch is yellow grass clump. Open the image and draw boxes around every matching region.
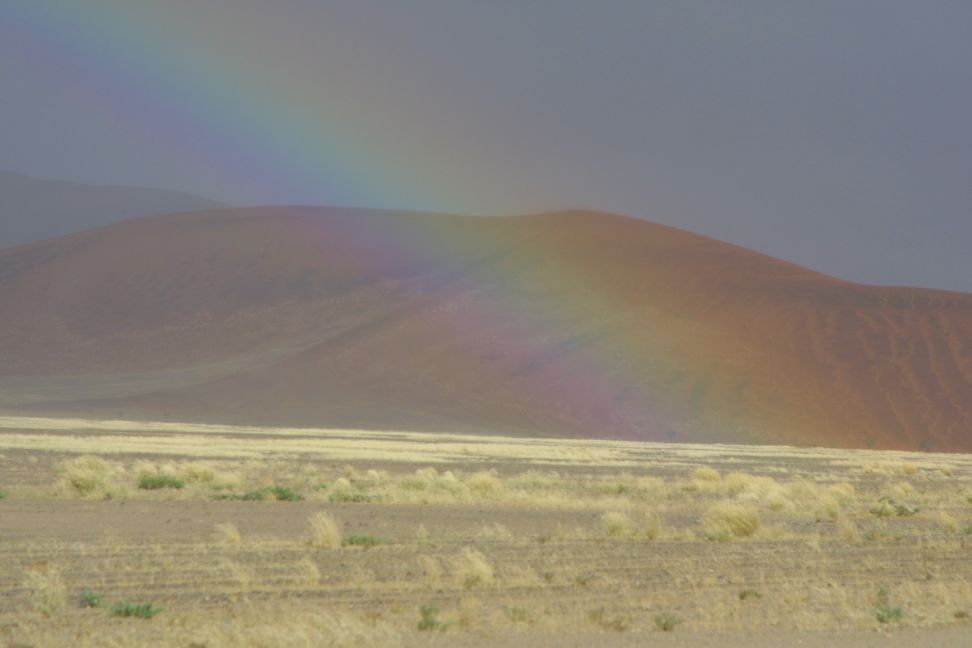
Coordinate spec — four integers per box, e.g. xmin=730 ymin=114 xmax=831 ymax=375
xmin=467 ymin=470 xmax=502 ymax=494
xmin=180 ymin=461 xmax=216 ymax=484
xmin=887 ymin=481 xmax=917 ymax=498
xmin=702 ymin=501 xmax=761 ymax=540
xmin=417 ymin=554 xmax=444 ymax=588
xmin=837 ymin=516 xmax=859 ymax=543
xmin=601 ymin=511 xmax=632 ymax=537
xmin=23 ymin=565 xmax=66 ymax=618
xmin=295 ymin=558 xmax=321 ymax=586
xmin=328 ymin=477 xmax=355 ymax=501
xmin=635 ymin=475 xmax=666 ymax=498
xmin=602 ymin=509 xmax=663 ymax=539
xmin=639 ymin=509 xmax=665 ymax=540
xmin=364 ymin=468 xmax=389 ymax=484
xmin=57 ymin=455 xmax=118 ymax=498
xmin=306 ymin=512 xmax=342 ymax=549
xmin=213 ymin=522 xmax=242 ymax=547
xmin=692 ymin=466 xmax=721 ymax=482
xmin=938 ymin=511 xmax=959 ymax=533
xmin=451 ymin=548 xmax=494 ymax=589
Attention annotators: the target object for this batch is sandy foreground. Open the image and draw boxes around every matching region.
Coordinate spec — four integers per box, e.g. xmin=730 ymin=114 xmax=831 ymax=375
xmin=1 ymin=416 xmax=971 ymax=646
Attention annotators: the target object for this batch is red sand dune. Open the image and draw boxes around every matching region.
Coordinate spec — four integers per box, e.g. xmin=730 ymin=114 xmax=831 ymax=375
xmin=1 ymin=207 xmax=970 ymax=451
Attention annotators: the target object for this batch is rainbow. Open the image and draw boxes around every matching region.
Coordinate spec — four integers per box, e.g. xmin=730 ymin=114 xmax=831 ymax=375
xmin=2 ymin=2 xmax=524 ymax=210
xmin=285 ymin=208 xmax=760 ymax=443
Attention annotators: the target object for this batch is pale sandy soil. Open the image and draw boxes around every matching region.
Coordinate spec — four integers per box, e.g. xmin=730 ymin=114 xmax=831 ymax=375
xmin=1 ymin=416 xmax=971 ymax=647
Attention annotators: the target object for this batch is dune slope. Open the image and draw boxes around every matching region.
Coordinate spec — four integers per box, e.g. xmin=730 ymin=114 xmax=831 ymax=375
xmin=1 ymin=207 xmax=970 ymax=451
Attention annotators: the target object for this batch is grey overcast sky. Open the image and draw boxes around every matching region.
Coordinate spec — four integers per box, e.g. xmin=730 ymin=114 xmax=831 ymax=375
xmin=2 ymin=1 xmax=970 ymax=291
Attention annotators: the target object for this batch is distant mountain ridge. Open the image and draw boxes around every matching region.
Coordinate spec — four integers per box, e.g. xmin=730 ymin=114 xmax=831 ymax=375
xmin=1 ymin=206 xmax=970 ymax=451
xmin=0 ymin=171 xmax=226 ymax=248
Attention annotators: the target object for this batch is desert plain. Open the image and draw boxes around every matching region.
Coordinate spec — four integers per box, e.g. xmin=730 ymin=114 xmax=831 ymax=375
xmin=1 ymin=415 xmax=971 ymax=647
xmin=6 ymin=3 xmax=972 ymax=646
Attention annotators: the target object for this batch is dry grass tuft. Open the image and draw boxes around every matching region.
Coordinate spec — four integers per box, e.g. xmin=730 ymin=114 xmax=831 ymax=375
xmin=723 ymin=471 xmax=765 ymax=494
xmin=692 ymin=466 xmax=722 ymax=482
xmin=180 ymin=461 xmax=216 ymax=484
xmin=58 ymin=455 xmax=113 ymax=497
xmin=295 ymin=557 xmax=321 ymax=586
xmin=306 ymin=512 xmax=342 ymax=549
xmin=938 ymin=511 xmax=959 ymax=533
xmin=635 ymin=475 xmax=666 ymax=498
xmin=897 ymin=462 xmax=920 ymax=476
xmin=417 ymin=555 xmax=444 ymax=588
xmin=467 ymin=470 xmax=502 ymax=494
xmin=601 ymin=511 xmax=632 ymax=537
xmin=601 ymin=509 xmax=663 ymax=539
xmin=213 ymin=522 xmax=242 ymax=547
xmin=702 ymin=501 xmax=760 ymax=540
xmin=23 ymin=565 xmax=66 ymax=618
xmin=451 ymin=548 xmax=494 ymax=588
xmin=477 ymin=522 xmax=513 ymax=541
xmin=639 ymin=509 xmax=665 ymax=540
xmin=837 ymin=516 xmax=859 ymax=543
xmin=327 ymin=477 xmax=356 ymax=502
xmin=218 ymin=558 xmax=255 ymax=593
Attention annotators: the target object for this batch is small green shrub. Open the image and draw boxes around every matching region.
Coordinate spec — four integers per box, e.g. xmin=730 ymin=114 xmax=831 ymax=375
xmin=599 ymin=483 xmax=630 ymax=495
xmin=0 ymin=488 xmax=7 ymax=500
xmin=343 ymin=535 xmax=383 ymax=548
xmin=588 ymin=608 xmax=631 ymax=632
xmin=112 ymin=601 xmax=162 ymax=618
xmin=869 ymin=503 xmax=894 ymax=518
xmin=739 ymin=589 xmax=763 ymax=601
xmin=214 ymin=486 xmax=303 ymax=501
xmin=654 ymin=613 xmax=682 ymax=631
xmin=267 ymin=486 xmax=303 ymax=502
xmin=79 ymin=590 xmax=102 ymax=608
xmin=875 ymin=605 xmax=903 ymax=623
xmin=870 ymin=497 xmax=918 ymax=517
xmin=211 ymin=492 xmax=255 ymax=501
xmin=138 ymin=475 xmax=185 ymax=490
xmin=962 ymin=524 xmax=972 ymax=535
xmin=874 ymin=587 xmax=902 ymax=623
xmin=418 ymin=605 xmax=444 ymax=631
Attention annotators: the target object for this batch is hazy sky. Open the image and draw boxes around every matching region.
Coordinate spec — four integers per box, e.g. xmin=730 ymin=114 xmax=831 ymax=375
xmin=2 ymin=1 xmax=970 ymax=291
